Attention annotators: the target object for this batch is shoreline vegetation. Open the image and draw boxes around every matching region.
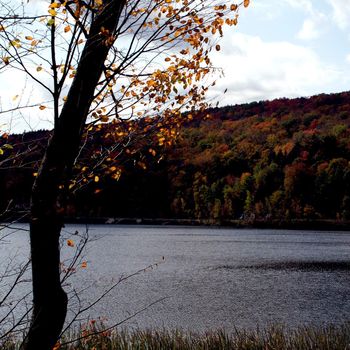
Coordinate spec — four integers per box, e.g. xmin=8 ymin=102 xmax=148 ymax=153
xmin=3 ymin=323 xmax=350 ymax=349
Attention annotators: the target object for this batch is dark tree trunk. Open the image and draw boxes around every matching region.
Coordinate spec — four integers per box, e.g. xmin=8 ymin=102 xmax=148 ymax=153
xmin=22 ymin=1 xmax=126 ymax=349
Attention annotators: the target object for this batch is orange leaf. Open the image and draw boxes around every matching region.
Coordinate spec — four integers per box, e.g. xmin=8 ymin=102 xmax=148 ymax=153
xmin=81 ymin=261 xmax=87 ymax=268
xmin=244 ymin=0 xmax=250 ymax=7
xmin=67 ymin=239 xmax=74 ymax=247
xmin=2 ymin=56 xmax=10 ymax=65
xmin=39 ymin=105 xmax=46 ymax=110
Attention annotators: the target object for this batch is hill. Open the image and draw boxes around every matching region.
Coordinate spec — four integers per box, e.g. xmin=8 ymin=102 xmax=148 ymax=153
xmin=1 ymin=91 xmax=350 ymax=224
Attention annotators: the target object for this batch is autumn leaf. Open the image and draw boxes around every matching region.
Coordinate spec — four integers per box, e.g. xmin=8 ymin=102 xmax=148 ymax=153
xmin=39 ymin=105 xmax=46 ymax=110
xmin=2 ymin=57 xmax=10 ymax=65
xmin=49 ymin=2 xmax=61 ymax=8
xmin=52 ymin=341 xmax=61 ymax=350
xmin=47 ymin=18 xmax=55 ymax=26
xmin=244 ymin=0 xmax=250 ymax=7
xmin=81 ymin=261 xmax=87 ymax=268
xmin=64 ymin=25 xmax=71 ymax=33
xmin=48 ymin=9 xmax=57 ymax=16
xmin=67 ymin=239 xmax=74 ymax=247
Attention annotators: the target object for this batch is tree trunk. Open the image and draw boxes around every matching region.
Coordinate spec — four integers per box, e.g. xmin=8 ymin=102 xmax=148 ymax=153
xmin=22 ymin=1 xmax=126 ymax=349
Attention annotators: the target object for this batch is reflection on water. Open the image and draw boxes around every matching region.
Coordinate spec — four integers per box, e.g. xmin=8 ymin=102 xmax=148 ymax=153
xmin=1 ymin=225 xmax=350 ymax=331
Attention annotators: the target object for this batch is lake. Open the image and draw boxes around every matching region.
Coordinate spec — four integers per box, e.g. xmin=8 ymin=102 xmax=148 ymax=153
xmin=1 ymin=225 xmax=350 ymax=331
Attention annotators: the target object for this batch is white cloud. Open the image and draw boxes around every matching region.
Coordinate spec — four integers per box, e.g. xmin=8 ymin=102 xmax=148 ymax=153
xmin=283 ymin=0 xmax=313 ymax=13
xmin=327 ymin=0 xmax=350 ymax=30
xmin=210 ymin=33 xmax=345 ymax=106
xmin=346 ymin=54 xmax=350 ymax=63
xmin=297 ymin=11 xmax=327 ymax=40
xmin=297 ymin=18 xmax=320 ymax=40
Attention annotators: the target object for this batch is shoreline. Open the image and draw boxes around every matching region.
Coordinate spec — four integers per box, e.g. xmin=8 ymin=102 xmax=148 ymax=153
xmin=55 ymin=217 xmax=350 ymax=231
xmin=3 ymin=216 xmax=350 ymax=231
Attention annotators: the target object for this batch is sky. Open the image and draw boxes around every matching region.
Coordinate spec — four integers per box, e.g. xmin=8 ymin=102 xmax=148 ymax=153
xmin=210 ymin=0 xmax=350 ymax=106
xmin=1 ymin=0 xmax=350 ymax=132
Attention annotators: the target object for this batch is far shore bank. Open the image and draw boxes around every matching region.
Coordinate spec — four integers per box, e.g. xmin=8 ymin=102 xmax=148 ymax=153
xmin=3 ymin=215 xmax=350 ymax=231
xmin=6 ymin=216 xmax=348 ymax=231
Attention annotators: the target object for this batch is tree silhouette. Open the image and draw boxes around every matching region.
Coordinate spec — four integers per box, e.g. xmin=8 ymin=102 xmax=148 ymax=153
xmin=0 ymin=0 xmax=249 ymax=348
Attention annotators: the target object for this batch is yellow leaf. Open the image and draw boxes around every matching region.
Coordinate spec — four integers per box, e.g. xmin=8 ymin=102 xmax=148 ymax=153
xmin=94 ymin=175 xmax=99 ymax=182
xmin=47 ymin=18 xmax=55 ymax=26
xmin=39 ymin=105 xmax=46 ymax=110
xmin=67 ymin=239 xmax=74 ymax=247
xmin=49 ymin=2 xmax=60 ymax=8
xmin=12 ymin=95 xmax=18 ymax=101
xmin=36 ymin=66 xmax=43 ymax=72
xmin=48 ymin=9 xmax=57 ymax=16
xmin=10 ymin=40 xmax=21 ymax=48
xmin=33 ymin=172 xmax=38 ymax=177
xmin=0 ymin=149 xmax=3 ymax=155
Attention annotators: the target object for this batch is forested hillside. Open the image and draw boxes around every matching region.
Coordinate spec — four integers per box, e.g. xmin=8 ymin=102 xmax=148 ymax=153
xmin=1 ymin=91 xmax=350 ymax=223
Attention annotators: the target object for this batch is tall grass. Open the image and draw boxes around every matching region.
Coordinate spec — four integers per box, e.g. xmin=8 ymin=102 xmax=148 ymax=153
xmin=2 ymin=323 xmax=350 ymax=349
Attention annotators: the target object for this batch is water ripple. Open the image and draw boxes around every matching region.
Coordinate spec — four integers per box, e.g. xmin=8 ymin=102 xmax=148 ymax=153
xmin=215 ymin=261 xmax=350 ymax=271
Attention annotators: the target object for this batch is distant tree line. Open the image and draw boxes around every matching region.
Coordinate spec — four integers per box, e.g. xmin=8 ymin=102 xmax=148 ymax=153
xmin=1 ymin=91 xmax=350 ymax=222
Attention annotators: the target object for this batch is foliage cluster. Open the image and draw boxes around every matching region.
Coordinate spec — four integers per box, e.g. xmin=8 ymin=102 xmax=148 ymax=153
xmin=1 ymin=91 xmax=350 ymax=222
xmin=167 ymin=91 xmax=350 ymax=222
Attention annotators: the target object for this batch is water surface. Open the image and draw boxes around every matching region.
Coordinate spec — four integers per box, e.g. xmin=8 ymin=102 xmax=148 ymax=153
xmin=1 ymin=225 xmax=350 ymax=331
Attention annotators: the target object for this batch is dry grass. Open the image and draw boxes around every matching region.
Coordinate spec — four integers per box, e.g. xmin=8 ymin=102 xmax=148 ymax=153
xmin=2 ymin=322 xmax=350 ymax=349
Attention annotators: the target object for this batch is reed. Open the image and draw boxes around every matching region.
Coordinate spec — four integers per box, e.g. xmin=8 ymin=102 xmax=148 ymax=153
xmin=2 ymin=322 xmax=350 ymax=350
